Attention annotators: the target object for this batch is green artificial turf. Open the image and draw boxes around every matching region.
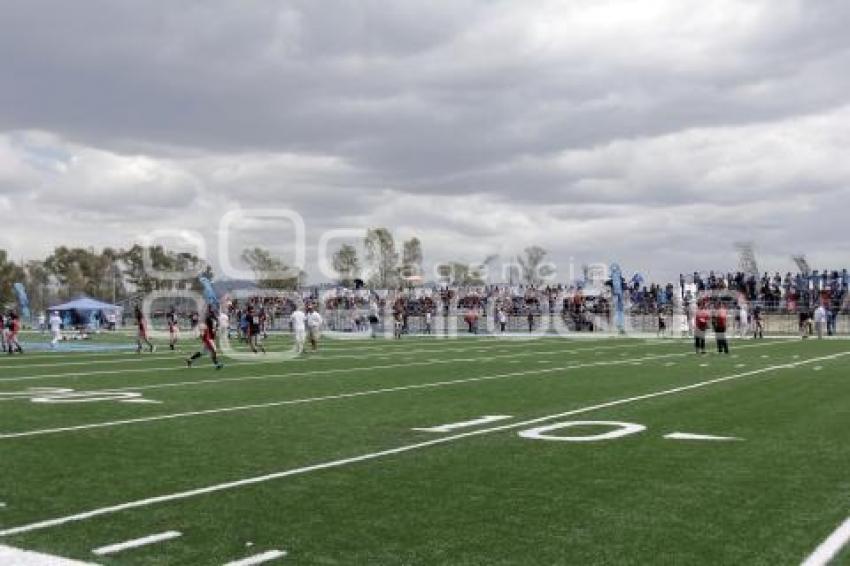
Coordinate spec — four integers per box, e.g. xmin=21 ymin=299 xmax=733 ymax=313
xmin=0 ymin=333 xmax=848 ymax=564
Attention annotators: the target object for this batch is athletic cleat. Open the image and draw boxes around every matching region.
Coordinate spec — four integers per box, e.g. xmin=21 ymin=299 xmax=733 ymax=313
xmin=186 ymin=358 xmax=193 ymax=368
xmin=215 ymin=363 xmax=224 ymax=370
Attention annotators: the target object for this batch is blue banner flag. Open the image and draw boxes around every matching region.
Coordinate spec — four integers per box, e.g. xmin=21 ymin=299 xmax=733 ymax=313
xmin=198 ymin=276 xmax=219 ymax=310
xmin=13 ymin=282 xmax=31 ymax=321
xmin=610 ymin=264 xmax=625 ymax=334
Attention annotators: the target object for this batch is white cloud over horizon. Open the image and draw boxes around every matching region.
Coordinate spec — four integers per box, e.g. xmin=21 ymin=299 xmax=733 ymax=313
xmin=1 ymin=0 xmax=848 ymax=284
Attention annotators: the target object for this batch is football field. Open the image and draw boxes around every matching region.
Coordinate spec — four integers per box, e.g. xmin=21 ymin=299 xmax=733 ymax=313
xmin=0 ymin=334 xmax=848 ymax=565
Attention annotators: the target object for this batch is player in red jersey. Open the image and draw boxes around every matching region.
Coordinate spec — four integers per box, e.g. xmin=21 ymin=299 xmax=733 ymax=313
xmin=694 ymin=301 xmax=709 ymax=355
xmin=135 ymin=305 xmax=155 ymax=353
xmin=6 ymin=311 xmax=23 ymax=355
xmin=0 ymin=311 xmax=7 ymax=352
xmin=186 ymin=306 xmax=224 ymax=369
xmin=712 ymin=302 xmax=730 ymax=354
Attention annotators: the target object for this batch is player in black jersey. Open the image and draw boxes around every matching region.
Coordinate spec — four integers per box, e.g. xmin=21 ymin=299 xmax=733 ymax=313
xmin=167 ymin=307 xmax=179 ymax=350
xmin=752 ymin=306 xmax=764 ymax=339
xmin=246 ymin=305 xmax=266 ymax=354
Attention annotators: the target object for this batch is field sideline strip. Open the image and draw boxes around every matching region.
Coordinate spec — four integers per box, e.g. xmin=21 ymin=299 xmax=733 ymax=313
xmin=0 ymin=339 xmax=679 ymax=386
xmin=0 ymin=335 xmax=616 ymax=363
xmin=0 ymin=350 xmax=844 ymax=538
xmin=0 ymin=342 xmax=786 ymax=439
xmin=0 ymin=338 xmax=617 ymax=374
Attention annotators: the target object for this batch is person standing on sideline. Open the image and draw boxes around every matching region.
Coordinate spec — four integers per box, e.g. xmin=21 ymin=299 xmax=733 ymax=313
xmin=218 ymin=308 xmax=230 ymax=343
xmin=306 ymin=304 xmax=323 ymax=352
xmin=246 ymin=305 xmax=265 ymax=354
xmin=424 ymin=310 xmax=432 ymax=335
xmin=813 ymin=302 xmax=828 ymax=340
xmin=752 ymin=306 xmax=764 ymax=339
xmin=737 ymin=301 xmax=749 ymax=339
xmin=135 ymin=305 xmax=155 ymax=353
xmin=0 ymin=311 xmax=7 ymax=353
xmin=687 ymin=299 xmax=696 ymax=338
xmin=49 ymin=311 xmax=62 ymax=348
xmin=6 ymin=312 xmax=23 ymax=354
xmin=800 ymin=310 xmax=813 ymax=339
xmin=713 ymin=302 xmax=730 ymax=354
xmin=393 ymin=311 xmax=403 ymax=339
xmin=368 ymin=300 xmax=380 ymax=339
xmin=657 ymin=312 xmax=667 ymax=338
xmin=290 ymin=304 xmax=306 ymax=354
xmin=167 ymin=307 xmax=179 ymax=351
xmin=694 ymin=301 xmax=709 ymax=354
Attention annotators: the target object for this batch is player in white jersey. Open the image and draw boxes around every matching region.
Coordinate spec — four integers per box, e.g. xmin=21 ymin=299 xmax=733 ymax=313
xmin=218 ymin=310 xmax=230 ymax=341
xmin=306 ymin=304 xmax=323 ymax=352
xmin=49 ymin=311 xmax=62 ymax=348
xmin=737 ymin=303 xmax=749 ymax=339
xmin=290 ymin=306 xmax=306 ymax=354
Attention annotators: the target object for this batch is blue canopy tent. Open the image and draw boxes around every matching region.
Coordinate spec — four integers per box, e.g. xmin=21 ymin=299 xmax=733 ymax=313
xmin=48 ymin=296 xmax=122 ymax=330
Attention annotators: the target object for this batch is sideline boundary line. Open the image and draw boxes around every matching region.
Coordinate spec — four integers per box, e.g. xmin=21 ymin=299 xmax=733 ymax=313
xmin=0 ymin=340 xmax=625 ymax=384
xmin=0 ymin=340 xmax=776 ymax=394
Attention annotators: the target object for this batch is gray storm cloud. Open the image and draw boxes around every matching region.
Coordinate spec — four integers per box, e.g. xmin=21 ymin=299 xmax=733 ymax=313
xmin=0 ymin=0 xmax=848 ymax=282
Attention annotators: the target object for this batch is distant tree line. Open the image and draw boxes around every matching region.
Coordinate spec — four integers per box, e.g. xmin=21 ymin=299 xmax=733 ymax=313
xmin=0 ymin=245 xmax=212 ymax=312
xmin=0 ymin=228 xmax=554 ymax=309
xmin=330 ymin=228 xmax=552 ymax=289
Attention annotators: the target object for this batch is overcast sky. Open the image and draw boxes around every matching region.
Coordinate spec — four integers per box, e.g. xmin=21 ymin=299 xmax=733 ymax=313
xmin=1 ymin=0 xmax=848 ymax=283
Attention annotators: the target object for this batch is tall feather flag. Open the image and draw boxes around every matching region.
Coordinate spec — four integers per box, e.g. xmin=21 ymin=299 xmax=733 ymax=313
xmin=198 ymin=277 xmax=219 ymax=311
xmin=610 ymin=264 xmax=625 ymax=334
xmin=13 ymin=282 xmax=31 ymax=321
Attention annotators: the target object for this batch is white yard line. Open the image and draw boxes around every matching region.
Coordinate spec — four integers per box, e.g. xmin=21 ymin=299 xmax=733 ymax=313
xmin=0 ymin=354 xmax=182 ymax=371
xmin=801 ymin=517 xmax=850 ymax=566
xmin=92 ymin=530 xmax=182 ymax=556
xmin=413 ymin=415 xmax=513 ymax=433
xmin=0 ymin=349 xmax=139 ymax=362
xmin=0 ymin=350 xmax=696 ymax=440
xmin=223 ymin=549 xmax=287 ymax=565
xmin=0 ymin=544 xmax=96 ymax=565
xmin=663 ymin=432 xmax=742 ymax=441
xmin=0 ymin=350 xmax=844 ymax=538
